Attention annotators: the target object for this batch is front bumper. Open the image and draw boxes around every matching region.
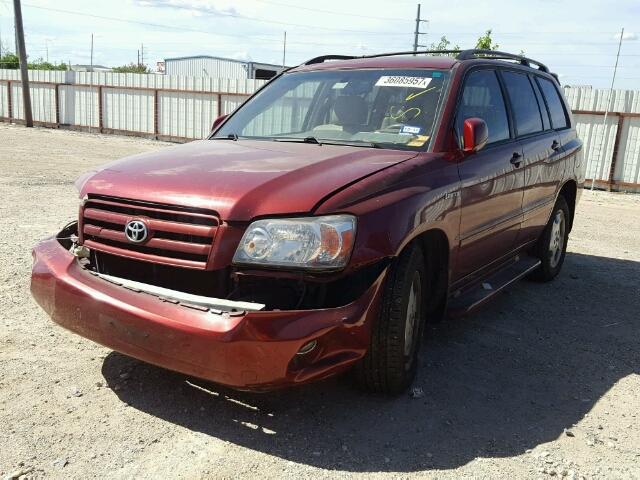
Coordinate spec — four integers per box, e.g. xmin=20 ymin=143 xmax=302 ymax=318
xmin=31 ymin=237 xmax=386 ymax=390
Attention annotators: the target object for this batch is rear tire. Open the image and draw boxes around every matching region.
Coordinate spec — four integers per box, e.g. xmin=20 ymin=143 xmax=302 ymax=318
xmin=529 ymin=195 xmax=570 ymax=282
xmin=355 ymin=243 xmax=427 ymax=394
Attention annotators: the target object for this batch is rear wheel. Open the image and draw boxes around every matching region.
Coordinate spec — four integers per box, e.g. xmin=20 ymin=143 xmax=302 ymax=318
xmin=355 ymin=243 xmax=427 ymax=394
xmin=530 ymin=195 xmax=570 ymax=282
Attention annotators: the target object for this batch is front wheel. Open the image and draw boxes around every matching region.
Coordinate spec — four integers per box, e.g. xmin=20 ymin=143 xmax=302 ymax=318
xmin=355 ymin=244 xmax=427 ymax=394
xmin=530 ymin=195 xmax=570 ymax=282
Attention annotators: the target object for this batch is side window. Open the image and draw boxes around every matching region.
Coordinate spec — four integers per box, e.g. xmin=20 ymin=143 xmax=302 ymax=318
xmin=457 ymin=70 xmax=510 ymax=145
xmin=537 ymin=77 xmax=569 ymax=129
xmin=531 ymin=77 xmax=551 ymax=130
xmin=501 ymin=71 xmax=543 ymax=136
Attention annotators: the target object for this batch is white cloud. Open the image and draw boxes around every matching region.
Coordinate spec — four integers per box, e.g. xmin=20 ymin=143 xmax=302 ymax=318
xmin=612 ymin=31 xmax=638 ymax=41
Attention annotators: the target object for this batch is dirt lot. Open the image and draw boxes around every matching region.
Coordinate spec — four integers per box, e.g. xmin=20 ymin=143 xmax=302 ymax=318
xmin=1 ymin=123 xmax=639 ymax=480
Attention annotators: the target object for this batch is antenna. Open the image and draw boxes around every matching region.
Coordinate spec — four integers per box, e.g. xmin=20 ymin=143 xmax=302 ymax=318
xmin=591 ymin=27 xmax=625 ymax=191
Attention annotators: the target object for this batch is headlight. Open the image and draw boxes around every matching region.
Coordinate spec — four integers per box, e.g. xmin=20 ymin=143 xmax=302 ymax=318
xmin=233 ymin=215 xmax=356 ymax=270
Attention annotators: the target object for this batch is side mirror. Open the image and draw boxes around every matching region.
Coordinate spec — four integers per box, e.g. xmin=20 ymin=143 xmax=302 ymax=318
xmin=462 ymin=117 xmax=488 ymax=153
xmin=211 ymin=114 xmax=229 ymax=133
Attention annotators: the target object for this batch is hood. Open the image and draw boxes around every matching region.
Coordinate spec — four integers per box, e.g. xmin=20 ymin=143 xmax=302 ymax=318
xmin=79 ymin=140 xmax=416 ymax=220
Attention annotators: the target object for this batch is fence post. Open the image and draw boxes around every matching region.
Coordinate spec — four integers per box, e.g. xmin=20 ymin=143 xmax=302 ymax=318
xmin=217 ymin=93 xmax=222 ymax=117
xmin=7 ymin=81 xmax=12 ymax=121
xmin=98 ymin=85 xmax=104 ymax=133
xmin=54 ymin=84 xmax=60 ymax=126
xmin=154 ymin=89 xmax=159 ymax=140
xmin=607 ymin=113 xmax=625 ymax=191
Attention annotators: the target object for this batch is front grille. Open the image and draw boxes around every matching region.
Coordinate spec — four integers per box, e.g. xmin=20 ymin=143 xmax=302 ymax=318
xmin=80 ymin=195 xmax=219 ymax=269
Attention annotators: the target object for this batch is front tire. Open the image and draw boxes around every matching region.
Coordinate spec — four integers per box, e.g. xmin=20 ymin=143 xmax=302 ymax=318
xmin=530 ymin=195 xmax=570 ymax=282
xmin=355 ymin=243 xmax=427 ymax=394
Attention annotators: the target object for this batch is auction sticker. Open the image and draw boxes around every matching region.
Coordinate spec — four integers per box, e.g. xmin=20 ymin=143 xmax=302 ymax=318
xmin=375 ymin=76 xmax=432 ymax=88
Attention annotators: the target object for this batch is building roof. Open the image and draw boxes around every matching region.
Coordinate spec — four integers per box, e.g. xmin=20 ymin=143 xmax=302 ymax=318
xmin=163 ymin=55 xmax=284 ymax=69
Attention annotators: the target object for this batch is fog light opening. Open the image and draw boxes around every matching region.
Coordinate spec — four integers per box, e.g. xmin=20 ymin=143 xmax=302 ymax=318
xmin=296 ymin=340 xmax=317 ymax=355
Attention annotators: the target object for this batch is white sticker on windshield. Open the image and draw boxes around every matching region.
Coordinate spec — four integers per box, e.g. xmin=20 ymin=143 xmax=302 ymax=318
xmin=375 ymin=76 xmax=432 ymax=89
xmin=332 ymin=82 xmax=348 ymax=89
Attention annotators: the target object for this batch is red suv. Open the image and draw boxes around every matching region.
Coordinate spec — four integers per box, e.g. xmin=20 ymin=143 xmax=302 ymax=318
xmin=31 ymin=50 xmax=584 ymax=393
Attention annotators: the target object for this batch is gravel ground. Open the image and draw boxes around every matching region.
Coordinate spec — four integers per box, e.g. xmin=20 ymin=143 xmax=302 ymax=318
xmin=1 ymin=123 xmax=639 ymax=480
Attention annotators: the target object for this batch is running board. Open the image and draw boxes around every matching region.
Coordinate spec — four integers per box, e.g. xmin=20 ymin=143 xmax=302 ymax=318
xmin=447 ymin=256 xmax=541 ymax=318
xmin=95 ymin=272 xmax=266 ymax=312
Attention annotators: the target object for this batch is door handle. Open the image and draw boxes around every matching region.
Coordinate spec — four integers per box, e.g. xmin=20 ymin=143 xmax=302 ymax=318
xmin=551 ymin=140 xmax=561 ymax=151
xmin=510 ymin=152 xmax=522 ymax=167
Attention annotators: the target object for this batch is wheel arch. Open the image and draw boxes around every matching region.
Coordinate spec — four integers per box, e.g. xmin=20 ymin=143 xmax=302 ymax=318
xmin=409 ymin=228 xmax=450 ymax=322
xmin=558 ymin=179 xmax=577 ymax=232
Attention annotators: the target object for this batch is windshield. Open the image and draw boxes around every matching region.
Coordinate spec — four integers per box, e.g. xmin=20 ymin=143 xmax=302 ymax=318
xmin=214 ymin=68 xmax=450 ymax=150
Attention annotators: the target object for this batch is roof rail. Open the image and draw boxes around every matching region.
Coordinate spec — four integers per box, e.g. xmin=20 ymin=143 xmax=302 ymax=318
xmin=302 ymin=55 xmax=357 ymax=65
xmin=299 ymin=49 xmax=554 ymax=77
xmin=455 ymin=49 xmax=550 ymax=73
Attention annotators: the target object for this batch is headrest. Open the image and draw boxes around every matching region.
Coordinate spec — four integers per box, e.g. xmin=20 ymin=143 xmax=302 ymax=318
xmin=334 ymin=95 xmax=367 ymax=128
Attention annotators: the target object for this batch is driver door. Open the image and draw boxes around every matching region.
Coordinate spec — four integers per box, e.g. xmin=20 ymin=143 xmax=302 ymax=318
xmin=454 ymin=69 xmax=525 ymax=281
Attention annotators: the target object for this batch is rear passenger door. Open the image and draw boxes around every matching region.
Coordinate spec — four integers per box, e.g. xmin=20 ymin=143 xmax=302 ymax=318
xmin=455 ymin=69 xmax=524 ymax=281
xmin=500 ymin=71 xmax=564 ymax=246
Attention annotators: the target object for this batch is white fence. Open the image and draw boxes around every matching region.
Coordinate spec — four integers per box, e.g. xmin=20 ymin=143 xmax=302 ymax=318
xmin=0 ymin=69 xmax=639 ymax=190
xmin=0 ymin=69 xmax=265 ymax=141
xmin=564 ymin=87 xmax=640 ymax=190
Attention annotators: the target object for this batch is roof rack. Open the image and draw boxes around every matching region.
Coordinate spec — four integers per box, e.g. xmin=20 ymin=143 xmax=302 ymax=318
xmin=455 ymin=49 xmax=550 ymax=73
xmin=300 ymin=49 xmax=551 ymax=75
xmin=303 ymin=55 xmax=357 ymax=65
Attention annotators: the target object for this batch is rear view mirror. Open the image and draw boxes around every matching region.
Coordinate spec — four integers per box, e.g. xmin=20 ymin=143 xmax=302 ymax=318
xmin=463 ymin=118 xmax=489 ymax=153
xmin=211 ymin=114 xmax=229 ymax=133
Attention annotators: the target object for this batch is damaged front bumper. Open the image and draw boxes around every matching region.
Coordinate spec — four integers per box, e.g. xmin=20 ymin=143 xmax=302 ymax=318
xmin=30 ymin=234 xmax=387 ymax=390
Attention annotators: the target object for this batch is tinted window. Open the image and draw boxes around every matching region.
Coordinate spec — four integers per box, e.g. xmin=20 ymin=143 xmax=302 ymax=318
xmin=457 ymin=70 xmax=510 ymax=145
xmin=531 ymin=78 xmax=551 ymax=130
xmin=537 ymin=77 xmax=569 ymax=129
xmin=502 ymin=71 xmax=543 ymax=136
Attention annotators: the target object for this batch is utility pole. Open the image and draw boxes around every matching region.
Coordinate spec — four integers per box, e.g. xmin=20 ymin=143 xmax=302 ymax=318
xmin=412 ymin=4 xmax=428 ymax=55
xmin=137 ymin=49 xmax=140 ymax=66
xmin=591 ymin=26 xmax=625 ymax=191
xmin=282 ymin=31 xmax=286 ymax=68
xmin=140 ymin=43 xmax=144 ymax=67
xmin=13 ymin=0 xmax=33 ymax=127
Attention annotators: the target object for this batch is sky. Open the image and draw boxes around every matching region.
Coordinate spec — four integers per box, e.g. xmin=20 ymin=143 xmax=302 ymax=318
xmin=0 ymin=0 xmax=639 ymax=88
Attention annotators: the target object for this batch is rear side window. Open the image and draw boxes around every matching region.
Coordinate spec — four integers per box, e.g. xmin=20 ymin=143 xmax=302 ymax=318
xmin=531 ymin=78 xmax=551 ymax=130
xmin=502 ymin=71 xmax=543 ymax=136
xmin=457 ymin=70 xmax=510 ymax=145
xmin=537 ymin=77 xmax=569 ymax=129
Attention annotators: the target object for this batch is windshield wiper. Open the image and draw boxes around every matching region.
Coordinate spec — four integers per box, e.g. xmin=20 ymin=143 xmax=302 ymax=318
xmin=212 ymin=133 xmax=239 ymax=141
xmin=273 ymin=136 xmax=322 ymax=145
xmin=321 ymin=140 xmax=384 ymax=149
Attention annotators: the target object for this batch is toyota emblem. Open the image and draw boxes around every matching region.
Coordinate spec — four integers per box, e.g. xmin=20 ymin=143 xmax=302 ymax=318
xmin=124 ymin=220 xmax=148 ymax=243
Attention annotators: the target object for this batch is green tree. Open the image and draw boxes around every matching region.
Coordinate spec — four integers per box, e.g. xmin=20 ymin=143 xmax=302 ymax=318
xmin=0 ymin=52 xmax=20 ymax=69
xmin=0 ymin=52 xmax=67 ymax=70
xmin=28 ymin=58 xmax=67 ymax=71
xmin=112 ymin=63 xmax=150 ymax=74
xmin=428 ymin=35 xmax=460 ymax=56
xmin=475 ymin=29 xmax=499 ymax=50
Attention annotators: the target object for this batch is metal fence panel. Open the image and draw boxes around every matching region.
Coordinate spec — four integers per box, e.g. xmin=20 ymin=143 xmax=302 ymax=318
xmin=59 ymin=85 xmax=99 ymax=128
xmin=158 ymin=91 xmax=218 ymax=139
xmin=563 ymin=87 xmax=640 ymax=114
xmin=615 ymin=117 xmax=640 ymax=185
xmin=573 ymin=113 xmax=619 ymax=182
xmin=0 ymin=81 xmax=9 ymax=117
xmin=102 ymin=88 xmax=154 ymax=134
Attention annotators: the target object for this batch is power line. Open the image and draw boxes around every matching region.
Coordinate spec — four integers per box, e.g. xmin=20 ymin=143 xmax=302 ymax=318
xmin=0 ymin=0 xmax=412 ymax=38
xmin=251 ymin=0 xmax=410 ymax=22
